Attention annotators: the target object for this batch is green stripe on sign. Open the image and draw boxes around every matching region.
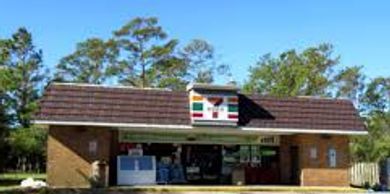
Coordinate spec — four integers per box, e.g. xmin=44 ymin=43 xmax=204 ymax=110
xmin=228 ymin=104 xmax=238 ymax=112
xmin=192 ymin=102 xmax=203 ymax=111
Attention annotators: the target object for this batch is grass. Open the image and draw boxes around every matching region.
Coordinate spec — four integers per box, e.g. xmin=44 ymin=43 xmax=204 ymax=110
xmin=0 ymin=185 xmax=20 ymax=192
xmin=0 ymin=173 xmax=46 ymax=181
xmin=0 ymin=172 xmax=46 ymax=192
xmin=0 ymin=174 xmax=367 ymax=193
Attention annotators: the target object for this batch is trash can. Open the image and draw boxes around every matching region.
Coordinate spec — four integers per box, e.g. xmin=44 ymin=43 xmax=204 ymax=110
xmin=91 ymin=160 xmax=109 ymax=187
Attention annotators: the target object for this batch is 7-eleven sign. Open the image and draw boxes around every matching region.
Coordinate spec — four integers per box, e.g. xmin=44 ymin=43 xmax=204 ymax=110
xmin=189 ymin=90 xmax=238 ymax=125
xmin=207 ymin=97 xmax=223 ymax=118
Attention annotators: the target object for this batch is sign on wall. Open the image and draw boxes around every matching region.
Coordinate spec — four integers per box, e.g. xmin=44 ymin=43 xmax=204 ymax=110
xmin=189 ymin=90 xmax=238 ymax=126
xmin=119 ymin=131 xmax=280 ymax=146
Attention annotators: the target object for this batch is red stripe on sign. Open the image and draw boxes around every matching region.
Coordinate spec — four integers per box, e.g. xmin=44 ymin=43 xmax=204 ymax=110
xmin=192 ymin=113 xmax=203 ymax=118
xmin=228 ymin=114 xmax=238 ymax=119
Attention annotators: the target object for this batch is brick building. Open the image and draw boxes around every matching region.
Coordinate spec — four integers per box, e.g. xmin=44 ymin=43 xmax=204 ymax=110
xmin=34 ymin=83 xmax=367 ymax=188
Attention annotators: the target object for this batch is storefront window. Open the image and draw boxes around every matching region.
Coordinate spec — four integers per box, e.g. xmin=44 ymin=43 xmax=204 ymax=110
xmin=118 ymin=142 xmax=280 ymax=185
xmin=238 ymin=145 xmax=276 ymax=165
xmin=239 ymin=145 xmax=251 ymax=163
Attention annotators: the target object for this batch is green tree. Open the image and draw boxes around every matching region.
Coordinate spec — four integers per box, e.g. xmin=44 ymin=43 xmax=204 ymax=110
xmin=242 ymin=43 xmax=389 ymax=162
xmin=0 ymin=37 xmax=10 ymax=172
xmin=111 ymin=17 xmax=178 ymax=87
xmin=350 ymin=77 xmax=390 ymax=162
xmin=149 ymin=56 xmax=187 ymax=90
xmin=56 ymin=18 xmax=228 ymax=90
xmin=55 ymin=38 xmax=118 ymax=84
xmin=152 ymin=39 xmax=230 ymax=90
xmin=351 ymin=112 xmax=390 ymax=162
xmin=0 ymin=28 xmax=48 ymax=172
xmin=0 ymin=90 xmax=10 ymax=172
xmin=333 ymin=66 xmax=366 ymax=108
xmin=0 ymin=28 xmax=46 ymax=127
xmin=180 ymin=39 xmax=228 ymax=83
xmin=360 ymin=77 xmax=390 ymax=114
xmin=9 ymin=126 xmax=47 ymax=172
xmin=243 ymin=44 xmax=339 ymax=96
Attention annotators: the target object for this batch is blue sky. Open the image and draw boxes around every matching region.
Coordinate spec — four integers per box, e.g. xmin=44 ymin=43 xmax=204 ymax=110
xmin=1 ymin=0 xmax=389 ymax=84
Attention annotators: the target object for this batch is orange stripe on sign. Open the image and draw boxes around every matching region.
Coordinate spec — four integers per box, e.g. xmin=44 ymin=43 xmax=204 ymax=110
xmin=228 ymin=97 xmax=238 ymax=103
xmin=192 ymin=96 xmax=203 ymax=101
xmin=208 ymin=97 xmax=222 ymax=102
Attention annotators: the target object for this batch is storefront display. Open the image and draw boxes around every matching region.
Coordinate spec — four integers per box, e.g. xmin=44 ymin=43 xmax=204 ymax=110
xmin=116 ymin=130 xmax=281 ymax=185
xmin=117 ymin=141 xmax=280 ymax=185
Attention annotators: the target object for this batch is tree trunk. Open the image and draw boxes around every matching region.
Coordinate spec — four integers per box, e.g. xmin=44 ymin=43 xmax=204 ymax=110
xmin=22 ymin=157 xmax=26 ymax=172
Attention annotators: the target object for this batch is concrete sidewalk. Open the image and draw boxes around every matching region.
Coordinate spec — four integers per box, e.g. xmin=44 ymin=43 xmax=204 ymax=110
xmin=0 ymin=186 xmax=368 ymax=194
xmin=110 ymin=185 xmax=366 ymax=193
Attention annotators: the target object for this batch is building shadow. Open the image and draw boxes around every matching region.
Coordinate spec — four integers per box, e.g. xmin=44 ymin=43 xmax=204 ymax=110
xmin=238 ymin=94 xmax=274 ymax=126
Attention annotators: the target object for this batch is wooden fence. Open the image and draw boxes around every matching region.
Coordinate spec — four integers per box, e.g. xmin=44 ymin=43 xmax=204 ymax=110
xmin=350 ymin=162 xmax=380 ymax=186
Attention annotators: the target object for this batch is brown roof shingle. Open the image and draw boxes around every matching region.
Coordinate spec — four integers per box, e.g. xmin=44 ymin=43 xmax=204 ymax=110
xmin=35 ymin=83 xmax=366 ymax=132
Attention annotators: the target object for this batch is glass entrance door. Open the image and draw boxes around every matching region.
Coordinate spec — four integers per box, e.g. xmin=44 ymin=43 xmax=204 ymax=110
xmin=182 ymin=145 xmax=222 ymax=184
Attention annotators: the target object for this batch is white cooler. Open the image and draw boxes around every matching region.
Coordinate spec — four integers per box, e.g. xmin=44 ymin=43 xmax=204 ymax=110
xmin=117 ymin=155 xmax=156 ymax=185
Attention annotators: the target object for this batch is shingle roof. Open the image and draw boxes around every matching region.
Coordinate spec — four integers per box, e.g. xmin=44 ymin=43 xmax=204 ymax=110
xmin=34 ymin=83 xmax=366 ymax=132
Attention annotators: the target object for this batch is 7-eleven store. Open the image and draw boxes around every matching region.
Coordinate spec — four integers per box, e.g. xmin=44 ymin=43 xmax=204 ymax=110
xmin=34 ymin=83 xmax=367 ymax=187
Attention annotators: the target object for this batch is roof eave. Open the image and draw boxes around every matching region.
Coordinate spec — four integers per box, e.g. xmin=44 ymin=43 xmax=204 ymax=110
xmin=32 ymin=120 xmax=368 ymax=135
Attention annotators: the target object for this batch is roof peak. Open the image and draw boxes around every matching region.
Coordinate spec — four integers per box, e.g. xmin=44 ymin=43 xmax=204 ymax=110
xmin=51 ymin=82 xmax=172 ymax=91
xmin=186 ymin=83 xmax=239 ymax=92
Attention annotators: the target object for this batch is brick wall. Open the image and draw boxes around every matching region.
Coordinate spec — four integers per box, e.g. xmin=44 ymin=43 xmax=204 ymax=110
xmin=301 ymin=168 xmax=349 ymax=186
xmin=47 ymin=126 xmax=112 ymax=187
xmin=279 ymin=134 xmax=350 ymax=186
xmin=47 ymin=125 xmax=351 ymax=187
